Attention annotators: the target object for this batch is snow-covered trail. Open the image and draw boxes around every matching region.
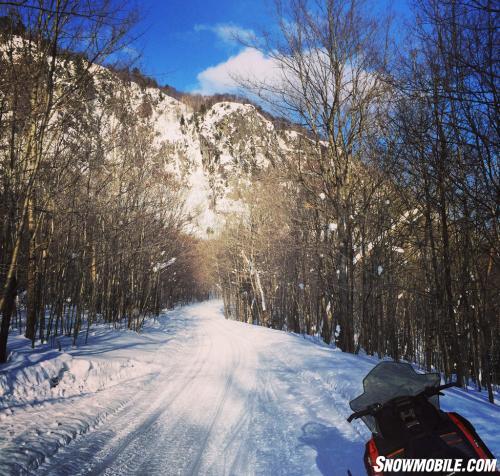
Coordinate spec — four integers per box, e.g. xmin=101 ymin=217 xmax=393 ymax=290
xmin=2 ymin=300 xmax=499 ymax=475
xmin=28 ymin=301 xmax=365 ymax=475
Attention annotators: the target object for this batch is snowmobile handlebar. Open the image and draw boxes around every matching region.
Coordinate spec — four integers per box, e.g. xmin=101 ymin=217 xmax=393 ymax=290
xmin=347 ymin=381 xmax=459 ymax=423
xmin=423 ymin=381 xmax=459 ymax=396
xmin=347 ymin=403 xmax=382 ymax=423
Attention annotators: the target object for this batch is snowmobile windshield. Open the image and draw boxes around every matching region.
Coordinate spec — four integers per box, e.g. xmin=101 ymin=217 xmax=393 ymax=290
xmin=349 ymin=362 xmax=441 ymax=432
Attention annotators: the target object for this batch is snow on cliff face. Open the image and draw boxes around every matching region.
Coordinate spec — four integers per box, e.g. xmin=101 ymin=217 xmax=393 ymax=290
xmin=3 ymin=33 xmax=293 ymax=235
xmin=2 ymin=37 xmax=289 ymax=236
xmin=117 ymin=79 xmax=289 ymax=236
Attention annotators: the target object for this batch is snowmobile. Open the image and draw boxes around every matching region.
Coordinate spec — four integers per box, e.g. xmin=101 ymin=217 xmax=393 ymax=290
xmin=347 ymin=362 xmax=497 ymax=475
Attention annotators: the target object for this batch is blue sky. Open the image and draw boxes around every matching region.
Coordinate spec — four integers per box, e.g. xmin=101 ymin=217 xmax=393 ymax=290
xmin=130 ymin=0 xmax=411 ymax=95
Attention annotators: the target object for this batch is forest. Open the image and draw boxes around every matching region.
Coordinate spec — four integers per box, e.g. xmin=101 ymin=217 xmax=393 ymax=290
xmin=212 ymin=0 xmax=499 ymax=400
xmin=0 ymin=0 xmax=210 ymax=364
xmin=0 ymin=0 xmax=498 ymax=405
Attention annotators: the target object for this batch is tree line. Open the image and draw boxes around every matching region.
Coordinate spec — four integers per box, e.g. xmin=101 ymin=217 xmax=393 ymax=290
xmin=0 ymin=1 xmax=207 ymax=362
xmin=214 ymin=0 xmax=499 ymax=401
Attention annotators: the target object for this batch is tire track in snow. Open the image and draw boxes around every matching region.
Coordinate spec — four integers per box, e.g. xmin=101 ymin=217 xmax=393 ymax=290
xmin=36 ymin=322 xmax=212 ymax=476
xmin=95 ymin=326 xmax=215 ymax=475
xmin=188 ymin=322 xmax=241 ymax=475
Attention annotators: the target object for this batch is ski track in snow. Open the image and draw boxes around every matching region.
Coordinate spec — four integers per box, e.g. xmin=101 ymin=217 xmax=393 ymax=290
xmin=1 ymin=300 xmax=498 ymax=475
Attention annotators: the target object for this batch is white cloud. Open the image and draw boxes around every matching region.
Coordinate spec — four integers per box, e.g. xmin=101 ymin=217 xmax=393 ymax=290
xmin=193 ymin=43 xmax=378 ymax=118
xmin=194 ymin=47 xmax=278 ymax=95
xmin=194 ymin=23 xmax=254 ymax=46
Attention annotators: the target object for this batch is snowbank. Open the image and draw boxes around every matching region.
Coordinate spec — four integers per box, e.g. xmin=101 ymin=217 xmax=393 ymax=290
xmin=0 ymin=351 xmax=144 ymax=410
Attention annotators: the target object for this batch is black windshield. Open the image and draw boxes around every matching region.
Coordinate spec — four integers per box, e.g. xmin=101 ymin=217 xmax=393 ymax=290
xmin=349 ymin=362 xmax=440 ymax=432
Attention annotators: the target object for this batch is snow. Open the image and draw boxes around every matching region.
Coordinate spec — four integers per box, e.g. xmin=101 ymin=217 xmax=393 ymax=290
xmin=152 ymin=257 xmax=177 ymax=273
xmin=1 ymin=301 xmax=498 ymax=475
xmin=204 ymin=101 xmax=255 ymax=124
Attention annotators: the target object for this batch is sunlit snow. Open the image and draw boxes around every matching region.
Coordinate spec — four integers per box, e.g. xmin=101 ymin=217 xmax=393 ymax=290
xmin=1 ymin=301 xmax=497 ymax=475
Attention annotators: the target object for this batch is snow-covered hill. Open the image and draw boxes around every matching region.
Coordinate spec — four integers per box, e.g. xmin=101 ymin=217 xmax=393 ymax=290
xmin=105 ymin=73 xmax=298 ymax=235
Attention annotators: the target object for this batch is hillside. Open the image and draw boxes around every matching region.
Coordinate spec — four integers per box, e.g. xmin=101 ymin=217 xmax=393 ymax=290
xmin=98 ymin=68 xmax=301 ymax=236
